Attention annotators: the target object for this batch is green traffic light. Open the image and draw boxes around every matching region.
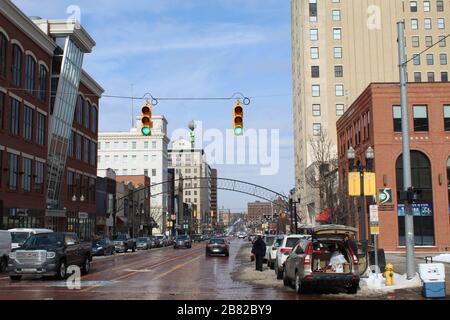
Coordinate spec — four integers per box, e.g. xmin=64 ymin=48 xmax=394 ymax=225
xmin=141 ymin=127 xmax=151 ymax=136
xmin=234 ymin=127 xmax=243 ymax=135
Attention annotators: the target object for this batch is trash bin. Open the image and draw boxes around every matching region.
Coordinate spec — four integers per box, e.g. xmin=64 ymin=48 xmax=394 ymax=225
xmin=418 ymin=256 xmax=446 ymax=299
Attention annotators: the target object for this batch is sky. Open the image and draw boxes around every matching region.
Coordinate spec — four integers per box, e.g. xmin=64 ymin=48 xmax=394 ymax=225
xmin=14 ymin=0 xmax=295 ymax=212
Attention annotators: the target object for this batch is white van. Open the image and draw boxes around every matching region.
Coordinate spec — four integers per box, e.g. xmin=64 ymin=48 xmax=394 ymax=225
xmin=0 ymin=231 xmax=11 ymax=272
xmin=8 ymin=228 xmax=53 ymax=249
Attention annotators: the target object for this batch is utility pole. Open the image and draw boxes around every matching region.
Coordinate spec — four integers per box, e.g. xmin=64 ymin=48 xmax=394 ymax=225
xmin=397 ymin=21 xmax=416 ymax=280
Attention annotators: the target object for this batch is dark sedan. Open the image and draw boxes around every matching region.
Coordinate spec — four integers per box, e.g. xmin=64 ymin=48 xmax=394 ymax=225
xmin=174 ymin=235 xmax=192 ymax=249
xmin=92 ymin=238 xmax=115 ymax=256
xmin=205 ymin=238 xmax=229 ymax=257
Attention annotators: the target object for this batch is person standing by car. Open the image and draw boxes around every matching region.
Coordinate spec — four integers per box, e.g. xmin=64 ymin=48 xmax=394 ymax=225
xmin=251 ymin=235 xmax=266 ymax=272
xmin=344 ymin=234 xmax=358 ymax=257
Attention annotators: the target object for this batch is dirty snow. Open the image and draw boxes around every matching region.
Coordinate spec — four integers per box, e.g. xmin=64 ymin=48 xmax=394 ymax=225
xmin=360 ymin=272 xmax=422 ymax=293
xmin=433 ymin=254 xmax=450 ymax=264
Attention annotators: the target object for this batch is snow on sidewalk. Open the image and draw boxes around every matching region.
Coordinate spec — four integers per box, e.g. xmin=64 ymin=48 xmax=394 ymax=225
xmin=433 ymin=254 xmax=450 ymax=264
xmin=360 ymin=272 xmax=422 ymax=294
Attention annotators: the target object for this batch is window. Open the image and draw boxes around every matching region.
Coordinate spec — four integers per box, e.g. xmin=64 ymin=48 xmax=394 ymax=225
xmin=336 ymin=104 xmax=345 ymax=117
xmin=76 ymin=96 xmax=83 ymax=125
xmin=428 ymin=72 xmax=435 ymax=82
xmin=310 ymin=29 xmax=318 ymax=41
xmin=0 ymin=92 xmax=4 ymax=129
xmin=309 ymin=0 xmax=317 ymax=22
xmin=0 ymin=33 xmax=6 ymax=77
xmin=22 ymin=158 xmax=32 ymax=192
xmin=411 ymin=19 xmax=418 ymax=30
xmin=413 ymin=105 xmax=429 ymax=132
xmin=332 ymin=10 xmax=341 ymax=21
xmin=23 ymin=105 xmax=33 ymax=141
xmin=123 ymin=141 xmax=128 ymax=149
xmin=68 ymin=131 xmax=74 ymax=158
xmin=424 ymin=18 xmax=432 ymax=30
xmin=312 ymin=104 xmax=321 ymax=117
xmin=393 ymin=106 xmax=402 ymax=132
xmin=12 ymin=44 xmax=22 ymax=87
xmin=76 ymin=134 xmax=82 ymax=160
xmin=335 ymin=84 xmax=344 ymax=96
xmin=426 ymin=54 xmax=434 ymax=65
xmin=414 ymin=72 xmax=422 ymax=82
xmin=144 ymin=141 xmax=149 ymax=149
xmin=25 ymin=55 xmax=36 ymax=94
xmin=144 ymin=169 xmax=149 ymax=177
xmin=144 ymin=155 xmax=148 ymax=162
xmin=423 ymin=1 xmax=430 ymax=12
xmin=333 ymin=28 xmax=342 ymax=40
xmin=10 ymin=98 xmax=20 ymax=136
xmin=437 ymin=18 xmax=445 ymax=29
xmin=413 ymin=54 xmax=421 ymax=65
xmin=412 ymin=36 xmax=420 ymax=48
xmin=91 ymin=106 xmax=97 ymax=133
xmin=90 ymin=142 xmax=96 ymax=166
xmin=437 ymin=0 xmax=444 ymax=12
xmin=311 ymin=66 xmax=320 ymax=78
xmin=334 ymin=65 xmax=343 ymax=77
xmin=444 ymin=105 xmax=450 ymax=131
xmin=410 ymin=1 xmax=417 ymax=12
xmin=425 ymin=36 xmax=433 ymax=47
xmin=8 ymin=153 xmax=18 ymax=190
xmin=439 ymin=36 xmax=447 ymax=47
xmin=334 ymin=47 xmax=342 ymax=59
xmin=35 ymin=161 xmax=44 ymax=193
xmin=123 ymin=169 xmax=128 ymax=175
xmin=312 ymin=85 xmax=320 ymax=97
xmin=84 ymin=100 xmax=91 ymax=129
xmin=132 ymin=141 xmax=136 ymax=149
xmin=442 ymin=72 xmax=449 ymax=82
xmin=152 ymin=169 xmax=157 ymax=177
xmin=38 ymin=65 xmax=48 ymax=101
xmin=84 ymin=138 xmax=90 ymax=163
xmin=313 ymin=123 xmax=321 ymax=136
xmin=440 ymin=53 xmax=447 ymax=65
xmin=152 ymin=141 xmax=157 ymax=149
xmin=310 ymin=47 xmax=319 ymax=59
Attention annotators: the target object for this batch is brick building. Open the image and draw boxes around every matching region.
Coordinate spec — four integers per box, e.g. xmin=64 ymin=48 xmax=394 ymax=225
xmin=247 ymin=201 xmax=272 ymax=223
xmin=337 ymin=83 xmax=450 ymax=252
xmin=0 ymin=1 xmax=103 ymax=241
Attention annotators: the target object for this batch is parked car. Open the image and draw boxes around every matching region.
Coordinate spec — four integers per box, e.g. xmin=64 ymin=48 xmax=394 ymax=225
xmin=155 ymin=235 xmax=168 ymax=247
xmin=8 ymin=228 xmax=54 ymax=249
xmin=113 ymin=234 xmax=136 ymax=253
xmin=205 ymin=238 xmax=229 ymax=257
xmin=8 ymin=232 xmax=92 ymax=280
xmin=274 ymin=234 xmax=309 ymax=279
xmin=192 ymin=234 xmax=203 ymax=242
xmin=263 ymin=235 xmax=278 ymax=263
xmin=136 ymin=237 xmax=152 ymax=250
xmin=0 ymin=231 xmax=11 ymax=273
xmin=282 ymin=225 xmax=360 ymax=294
xmin=267 ymin=236 xmax=283 ymax=269
xmin=92 ymin=238 xmax=115 ymax=256
xmin=174 ymin=235 xmax=192 ymax=249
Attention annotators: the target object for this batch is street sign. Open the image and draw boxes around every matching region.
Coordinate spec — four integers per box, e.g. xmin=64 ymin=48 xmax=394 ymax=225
xmin=369 ymin=205 xmax=379 ymax=235
xmin=364 ymin=173 xmax=377 ymax=196
xmin=379 ymin=188 xmax=393 ymax=204
xmin=348 ymin=172 xmax=361 ymax=196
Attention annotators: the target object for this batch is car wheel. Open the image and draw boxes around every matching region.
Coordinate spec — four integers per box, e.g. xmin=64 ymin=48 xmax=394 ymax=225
xmin=57 ymin=260 xmax=67 ymax=280
xmin=132 ymin=246 xmax=136 ymax=253
xmin=81 ymin=256 xmax=91 ymax=275
xmin=9 ymin=275 xmax=22 ymax=281
xmin=348 ymin=283 xmax=358 ymax=294
xmin=283 ymin=268 xmax=290 ymax=287
xmin=295 ymin=272 xmax=305 ymax=294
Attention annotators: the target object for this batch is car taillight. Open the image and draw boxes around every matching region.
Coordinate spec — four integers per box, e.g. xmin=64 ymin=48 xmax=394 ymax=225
xmin=207 ymin=244 xmax=212 ymax=248
xmin=280 ymin=248 xmax=292 ymax=254
xmin=348 ymin=247 xmax=359 ymax=264
xmin=304 ymin=243 xmax=313 ymax=265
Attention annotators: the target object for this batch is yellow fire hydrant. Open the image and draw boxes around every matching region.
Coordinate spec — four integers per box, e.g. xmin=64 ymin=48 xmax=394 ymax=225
xmin=384 ymin=263 xmax=394 ymax=286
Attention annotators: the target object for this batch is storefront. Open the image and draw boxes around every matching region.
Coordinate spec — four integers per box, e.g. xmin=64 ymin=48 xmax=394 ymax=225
xmin=0 ymin=208 xmax=45 ymax=230
xmin=67 ymin=212 xmax=96 ymax=241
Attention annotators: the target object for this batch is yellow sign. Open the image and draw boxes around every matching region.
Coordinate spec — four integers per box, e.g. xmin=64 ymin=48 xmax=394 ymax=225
xmin=370 ymin=226 xmax=380 ymax=235
xmin=348 ymin=172 xmax=361 ymax=196
xmin=364 ymin=172 xmax=377 ymax=196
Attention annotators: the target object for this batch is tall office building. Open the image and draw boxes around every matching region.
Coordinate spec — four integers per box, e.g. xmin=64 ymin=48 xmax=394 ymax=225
xmin=291 ymin=0 xmax=449 ymax=224
xmin=97 ymin=116 xmax=169 ymax=235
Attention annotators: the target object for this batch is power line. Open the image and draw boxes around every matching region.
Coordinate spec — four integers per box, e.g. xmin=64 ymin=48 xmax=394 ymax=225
xmin=404 ymin=33 xmax=450 ymax=65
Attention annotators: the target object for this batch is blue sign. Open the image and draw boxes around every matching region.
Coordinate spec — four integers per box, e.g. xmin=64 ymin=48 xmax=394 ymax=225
xmin=398 ymin=204 xmax=433 ymax=217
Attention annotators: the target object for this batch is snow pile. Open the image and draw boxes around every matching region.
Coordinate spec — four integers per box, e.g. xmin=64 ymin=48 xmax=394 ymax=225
xmin=360 ymin=272 xmax=422 ymax=293
xmin=433 ymin=254 xmax=450 ymax=264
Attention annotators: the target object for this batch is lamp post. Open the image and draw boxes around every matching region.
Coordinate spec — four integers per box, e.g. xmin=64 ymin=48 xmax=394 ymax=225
xmin=347 ymin=146 xmax=375 ymax=255
xmin=289 ymin=189 xmax=301 ymax=234
xmin=72 ymin=194 xmax=85 ymax=238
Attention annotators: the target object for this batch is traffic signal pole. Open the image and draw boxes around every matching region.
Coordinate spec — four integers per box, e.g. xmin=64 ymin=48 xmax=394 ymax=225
xmin=397 ymin=21 xmax=416 ymax=280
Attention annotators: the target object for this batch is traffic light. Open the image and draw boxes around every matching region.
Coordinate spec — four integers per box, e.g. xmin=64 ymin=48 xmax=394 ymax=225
xmin=141 ymin=101 xmax=153 ymax=136
xmin=233 ymin=100 xmax=244 ymax=136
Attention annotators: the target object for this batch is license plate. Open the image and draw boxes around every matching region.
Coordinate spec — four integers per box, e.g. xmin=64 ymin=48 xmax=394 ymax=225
xmin=22 ymin=268 xmax=38 ymax=272
xmin=213 ymin=249 xmax=220 ymax=252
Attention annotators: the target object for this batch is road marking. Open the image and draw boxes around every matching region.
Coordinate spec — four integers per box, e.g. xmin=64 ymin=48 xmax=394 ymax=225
xmin=152 ymin=254 xmax=203 ymax=281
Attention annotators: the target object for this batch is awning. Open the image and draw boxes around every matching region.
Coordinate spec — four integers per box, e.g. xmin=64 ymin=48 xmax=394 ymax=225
xmin=315 ymin=209 xmax=332 ymax=223
xmin=116 ymin=216 xmax=128 ymax=225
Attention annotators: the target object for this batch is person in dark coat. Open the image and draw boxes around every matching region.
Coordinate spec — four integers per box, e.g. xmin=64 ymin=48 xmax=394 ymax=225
xmin=344 ymin=234 xmax=358 ymax=258
xmin=251 ymin=235 xmax=266 ymax=272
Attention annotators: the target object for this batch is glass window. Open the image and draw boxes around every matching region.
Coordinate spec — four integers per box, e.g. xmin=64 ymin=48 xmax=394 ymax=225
xmin=313 ymin=123 xmax=321 ymax=136
xmin=310 ymin=29 xmax=318 ymax=41
xmin=336 ymin=104 xmax=345 ymax=117
xmin=84 ymin=100 xmax=91 ymax=129
xmin=152 ymin=141 xmax=157 ymax=149
xmin=425 ymin=36 xmax=433 ymax=48
xmin=0 ymin=33 xmax=6 ymax=77
xmin=8 ymin=153 xmax=18 ymax=190
xmin=427 ymin=72 xmax=435 ymax=82
xmin=332 ymin=10 xmax=341 ymax=21
xmin=144 ymin=141 xmax=149 ymax=149
xmin=442 ymin=72 xmax=449 ymax=82
xmin=334 ymin=47 xmax=342 ymax=59
xmin=312 ymin=85 xmax=320 ymax=97
xmin=437 ymin=18 xmax=445 ymax=29
xmin=84 ymin=138 xmax=90 ymax=163
xmin=152 ymin=169 xmax=157 ymax=177
xmin=0 ymin=91 xmax=4 ymax=129
xmin=311 ymin=66 xmax=320 ymax=78
xmin=444 ymin=105 xmax=450 ymax=131
xmin=423 ymin=1 xmax=430 ymax=12
xmin=424 ymin=18 xmax=432 ymax=30
xmin=414 ymin=72 xmax=422 ymax=82
xmin=411 ymin=19 xmax=419 ymax=30
xmin=393 ymin=105 xmax=402 ymax=133
xmin=23 ymin=105 xmax=33 ymax=141
xmin=413 ymin=105 xmax=429 ymax=132
xmin=333 ymin=28 xmax=342 ymax=40
xmin=91 ymin=106 xmax=97 ymax=133
xmin=439 ymin=36 xmax=447 ymax=47
xmin=76 ymin=134 xmax=82 ymax=160
xmin=90 ymin=141 xmax=97 ymax=166
xmin=68 ymin=131 xmax=74 ymax=158
xmin=132 ymin=141 xmax=136 ymax=149
xmin=335 ymin=84 xmax=344 ymax=96
xmin=413 ymin=54 xmax=421 ymax=65
xmin=312 ymin=104 xmax=321 ymax=117
xmin=12 ymin=44 xmax=22 ymax=87
xmin=9 ymin=98 xmax=20 ymax=136
xmin=25 ymin=55 xmax=36 ymax=95
xmin=410 ymin=1 xmax=417 ymax=12
xmin=35 ymin=161 xmax=44 ymax=193
xmin=412 ymin=36 xmax=420 ymax=48
xmin=310 ymin=47 xmax=319 ymax=59
xmin=440 ymin=53 xmax=447 ymax=65
xmin=38 ymin=65 xmax=48 ymax=101
xmin=76 ymin=96 xmax=83 ymax=125
xmin=334 ymin=65 xmax=343 ymax=77
xmin=22 ymin=158 xmax=32 ymax=192
xmin=437 ymin=0 xmax=444 ymax=11
xmin=426 ymin=54 xmax=434 ymax=65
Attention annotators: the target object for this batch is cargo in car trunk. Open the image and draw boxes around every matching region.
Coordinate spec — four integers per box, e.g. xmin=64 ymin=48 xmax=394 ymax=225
xmin=311 ymin=241 xmax=352 ymax=274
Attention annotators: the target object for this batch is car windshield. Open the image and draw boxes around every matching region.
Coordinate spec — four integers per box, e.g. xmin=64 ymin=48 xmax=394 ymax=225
xmin=265 ymin=237 xmax=276 ymax=246
xmin=156 ymin=236 xmax=164 ymax=240
xmin=23 ymin=233 xmax=63 ymax=247
xmin=286 ymin=237 xmax=301 ymax=248
xmin=94 ymin=239 xmax=108 ymax=246
xmin=10 ymin=232 xmax=31 ymax=244
xmin=177 ymin=236 xmax=188 ymax=241
xmin=209 ymin=238 xmax=225 ymax=244
xmin=137 ymin=238 xmax=148 ymax=242
xmin=116 ymin=235 xmax=128 ymax=240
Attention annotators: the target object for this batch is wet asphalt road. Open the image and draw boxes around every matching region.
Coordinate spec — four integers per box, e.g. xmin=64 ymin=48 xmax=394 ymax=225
xmin=0 ymin=239 xmax=444 ymax=300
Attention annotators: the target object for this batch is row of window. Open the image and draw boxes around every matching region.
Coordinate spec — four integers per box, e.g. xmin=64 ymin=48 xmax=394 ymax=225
xmin=308 ymin=0 xmax=343 ymax=23
xmin=393 ymin=105 xmax=450 ymax=132
xmin=410 ymin=18 xmax=446 ymax=30
xmin=309 ymin=28 xmax=343 ymax=41
xmin=0 ymin=92 xmax=46 ymax=145
xmin=411 ymin=35 xmax=447 ymax=48
xmin=100 ymin=140 xmax=158 ymax=150
xmin=410 ymin=0 xmax=445 ymax=12
xmin=68 ymin=131 xmax=97 ymax=166
xmin=412 ymin=53 xmax=448 ymax=65
xmin=0 ymin=33 xmax=48 ymax=102
xmin=100 ymin=154 xmax=158 ymax=163
xmin=412 ymin=71 xmax=449 ymax=82
xmin=339 ymin=111 xmax=372 ymax=154
xmin=312 ymin=84 xmax=345 ymax=97
xmin=106 ymin=168 xmax=157 ymax=177
xmin=311 ymin=104 xmax=346 ymax=118
xmin=0 ymin=150 xmax=45 ymax=193
xmin=66 ymin=171 xmax=96 ymax=203
xmin=311 ymin=65 xmax=343 ymax=78
xmin=74 ymin=95 xmax=98 ymax=133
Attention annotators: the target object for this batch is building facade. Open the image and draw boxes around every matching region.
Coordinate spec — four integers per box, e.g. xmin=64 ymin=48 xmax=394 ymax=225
xmin=247 ymin=201 xmax=272 ymax=223
xmin=96 ymin=168 xmax=117 ymax=237
xmin=97 ymin=116 xmax=169 ymax=235
xmin=169 ymin=138 xmax=211 ymax=234
xmin=336 ymin=82 xmax=450 ymax=251
xmin=210 ymin=168 xmax=218 ymax=229
xmin=292 ymin=0 xmax=450 ymax=224
xmin=0 ymin=1 xmax=103 ymax=241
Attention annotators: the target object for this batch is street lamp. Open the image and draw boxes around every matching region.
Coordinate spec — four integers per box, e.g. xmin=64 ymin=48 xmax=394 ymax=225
xmin=72 ymin=194 xmax=85 ymax=238
xmin=347 ymin=146 xmax=375 ymax=255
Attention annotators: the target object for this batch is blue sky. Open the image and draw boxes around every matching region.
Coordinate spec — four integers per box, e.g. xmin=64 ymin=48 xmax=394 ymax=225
xmin=14 ymin=0 xmax=294 ymax=211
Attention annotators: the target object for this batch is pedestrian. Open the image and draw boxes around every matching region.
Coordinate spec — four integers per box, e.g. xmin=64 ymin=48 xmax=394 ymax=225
xmin=344 ymin=234 xmax=358 ymax=257
xmin=251 ymin=235 xmax=266 ymax=272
